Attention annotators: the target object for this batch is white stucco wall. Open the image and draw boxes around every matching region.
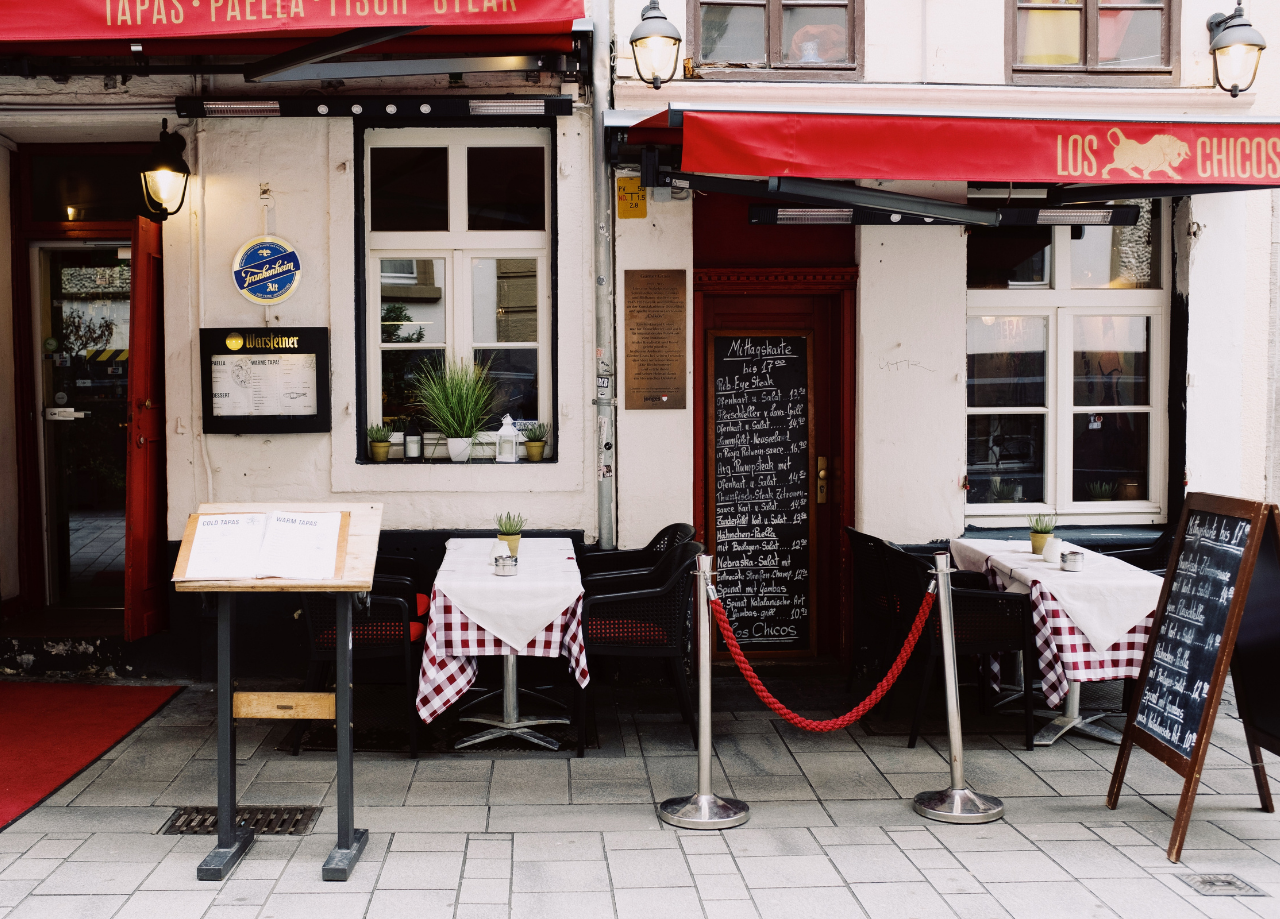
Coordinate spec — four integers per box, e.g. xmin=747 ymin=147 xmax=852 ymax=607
xmin=0 ymin=145 xmax=15 ymax=602
xmin=613 ymin=187 xmax=695 ymax=550
xmin=863 ymin=0 xmax=1004 ymax=85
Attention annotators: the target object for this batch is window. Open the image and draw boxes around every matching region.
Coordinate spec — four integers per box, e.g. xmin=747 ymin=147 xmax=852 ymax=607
xmin=966 ymin=200 xmax=1167 ymax=521
xmin=694 ymin=0 xmax=857 ymax=72
xmin=366 ymin=128 xmax=552 ymax=460
xmin=1011 ymin=0 xmax=1176 ymax=83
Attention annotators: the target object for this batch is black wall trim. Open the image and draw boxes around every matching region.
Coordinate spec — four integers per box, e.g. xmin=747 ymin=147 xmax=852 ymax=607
xmin=1167 ymin=196 xmax=1190 ymax=528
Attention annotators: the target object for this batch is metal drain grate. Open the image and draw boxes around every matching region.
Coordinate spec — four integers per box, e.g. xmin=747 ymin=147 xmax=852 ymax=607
xmin=1180 ymin=874 xmax=1267 ymax=897
xmin=162 ymin=806 xmax=319 ymax=836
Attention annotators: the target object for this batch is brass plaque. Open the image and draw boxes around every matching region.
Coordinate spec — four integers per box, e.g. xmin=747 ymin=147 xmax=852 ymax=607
xmin=616 ymin=177 xmax=647 ymax=218
xmin=624 ymin=269 xmax=686 ymax=410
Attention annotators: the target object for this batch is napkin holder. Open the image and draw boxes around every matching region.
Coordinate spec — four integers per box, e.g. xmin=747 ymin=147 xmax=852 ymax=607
xmin=494 ymin=556 xmax=518 ymax=577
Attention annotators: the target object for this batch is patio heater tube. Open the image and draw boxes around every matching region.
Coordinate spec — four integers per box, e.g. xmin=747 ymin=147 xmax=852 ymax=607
xmin=590 ymin=3 xmax=617 ymax=550
xmin=658 ymin=554 xmax=750 ymax=829
xmin=912 ymin=552 xmax=1006 ymax=824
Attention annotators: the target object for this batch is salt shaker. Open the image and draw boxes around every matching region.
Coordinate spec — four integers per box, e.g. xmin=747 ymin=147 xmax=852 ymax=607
xmin=1061 ymin=551 xmax=1084 ymax=572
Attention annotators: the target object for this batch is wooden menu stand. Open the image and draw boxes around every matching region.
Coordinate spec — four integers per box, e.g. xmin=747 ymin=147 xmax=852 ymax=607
xmin=173 ymin=502 xmax=382 ymax=882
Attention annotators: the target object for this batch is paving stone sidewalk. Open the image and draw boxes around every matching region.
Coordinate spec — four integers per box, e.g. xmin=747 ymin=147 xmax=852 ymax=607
xmin=3 ymin=682 xmax=1280 ymax=919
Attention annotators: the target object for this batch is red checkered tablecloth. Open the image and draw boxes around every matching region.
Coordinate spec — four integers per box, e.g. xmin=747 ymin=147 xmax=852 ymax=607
xmin=414 ymin=586 xmax=590 ymax=725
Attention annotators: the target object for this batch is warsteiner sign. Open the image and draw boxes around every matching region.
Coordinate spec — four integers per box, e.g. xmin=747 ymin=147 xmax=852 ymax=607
xmin=675 ymin=111 xmax=1280 ymax=185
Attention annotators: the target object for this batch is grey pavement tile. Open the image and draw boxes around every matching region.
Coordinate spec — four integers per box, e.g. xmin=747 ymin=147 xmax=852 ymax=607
xmin=637 ymin=723 xmax=697 ymax=756
xmin=729 ymin=776 xmax=816 ymax=801
xmin=195 ymin=722 xmax=272 ymax=761
xmin=231 ymin=859 xmax=287 ymax=880
xmin=513 ymin=833 xmax=603 ymax=861
xmin=239 ymin=782 xmax=328 ymax=806
xmin=569 ymin=759 xmax=647 ymax=781
xmin=724 ymin=827 xmax=820 ymax=857
xmin=511 ymin=860 xmax=611 ymax=892
xmin=999 ymin=796 xmax=1165 ymax=824
xmin=828 ymin=844 xmax=925 ymax=883
xmin=67 ymin=833 xmax=179 ymax=863
xmin=825 ymin=800 xmax=933 ymax=827
xmin=714 ymin=734 xmax=802 ymax=776
xmin=794 ymin=752 xmax=897 ymax=800
xmin=1131 ymin=822 xmax=1249 ymax=850
xmin=257 ymin=892 xmax=373 ymax=919
xmin=615 ymin=886 xmax=705 ymax=919
xmin=1202 ymin=769 xmax=1270 ymax=795
xmin=0 ymin=839 xmax=42 ymax=856
xmin=0 ymin=861 xmax=59 ymax=882
xmin=906 ymin=849 xmax=965 ymax=870
xmin=646 ymin=754 xmax=732 ymax=801
xmin=695 ymin=873 xmax=751 ymax=899
xmin=605 ymin=831 xmax=679 ymax=850
xmin=956 ymin=850 xmax=1072 ymax=883
xmin=1147 ymin=796 xmax=1280 ymax=822
xmin=1216 ymin=822 xmax=1280 ymax=841
xmin=986 ymin=881 xmax=1117 ymax=919
xmin=714 ymin=720 xmax=782 ymax=736
xmin=812 ymin=826 xmax=890 ymax=846
xmin=964 ymin=752 xmax=1058 ymax=797
xmin=115 ymin=891 xmax=219 ymax=919
xmin=0 ymin=855 xmax=19 ymax=873
xmin=405 ymin=782 xmax=490 ymax=806
xmin=571 ymin=780 xmax=654 ymax=804
xmin=1008 ymin=743 xmax=1103 ymax=771
xmin=606 ymin=847 xmax=692 ymax=887
xmin=389 ymin=833 xmax=468 ymax=851
xmin=737 ymin=854 xmax=845 ymax=888
xmin=0 ymin=882 xmax=39 ymax=907
xmin=772 ymin=723 xmax=861 ymax=753
xmin=5 ymin=895 xmax=127 ymax=919
xmin=366 ymin=889 xmax=455 ymax=919
xmin=21 ymin=841 xmax=81 ymax=860
xmin=1178 ymin=849 xmax=1280 ymax=883
xmin=96 ymin=726 xmax=209 ymax=784
xmin=1249 ymin=840 xmax=1280 ymax=862
xmin=1037 ymin=840 xmax=1150 ymax=878
xmin=375 ymin=851 xmax=464 ymax=889
xmin=242 ymin=837 xmax=301 ymax=860
xmin=1040 ymin=770 xmax=1124 ymax=797
xmin=137 ymin=852 xmax=230 ymax=891
xmin=42 ymin=763 xmax=109 ymax=807
xmin=256 ymin=760 xmax=338 ymax=783
xmin=944 ymin=894 xmax=1014 ymax=919
xmin=704 ymin=901 xmax=763 ymax=919
xmin=212 ymin=881 xmax=277 ymax=909
xmin=752 ymin=886 xmax=868 ymax=919
xmin=490 ymin=761 xmax=569 ymax=806
xmin=924 ymin=868 xmax=985 ymax=894
xmin=510 ymin=891 xmax=616 ymax=919
xmin=928 ymin=824 xmax=1035 ymax=852
xmin=488 ymin=805 xmax=660 ymax=833
xmin=886 ymin=772 xmax=954 ymax=798
xmin=1079 ymin=878 xmax=1206 ymax=919
xmin=1098 ymin=753 xmax=1189 ymax=796
xmin=1090 ymin=827 xmax=1148 ymax=846
xmin=678 ymin=834 xmax=728 ymax=855
xmin=1116 ymin=846 xmax=1188 ymax=869
xmin=687 ymin=853 xmax=737 ymax=874
xmin=466 ymin=839 xmax=512 ymax=859
xmin=888 ymin=830 xmax=943 ymax=849
xmin=851 ymin=881 xmax=957 ymax=919
xmin=34 ymin=861 xmax=155 ymax=895
xmin=313 ymin=805 xmax=487 ymax=833
xmin=859 ymin=736 xmax=950 ymax=774
xmin=67 ymin=782 xmax=170 ymax=806
xmin=725 ymin=801 xmax=832 ymax=828
xmin=464 ymin=858 xmax=512 ymax=879
xmin=458 ymin=878 xmax=510 ymax=903
xmin=1009 ymin=822 xmax=1099 ymax=843
xmin=413 ymin=759 xmax=493 ymax=782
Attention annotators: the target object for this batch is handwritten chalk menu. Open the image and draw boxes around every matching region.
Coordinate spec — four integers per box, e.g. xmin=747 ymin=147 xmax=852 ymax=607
xmin=1108 ymin=493 xmax=1270 ymax=862
xmin=199 ymin=327 xmax=331 ymax=435
xmin=624 ymin=270 xmax=687 ymax=410
xmin=1135 ymin=510 xmax=1248 ymax=757
xmin=709 ymin=333 xmax=815 ymax=654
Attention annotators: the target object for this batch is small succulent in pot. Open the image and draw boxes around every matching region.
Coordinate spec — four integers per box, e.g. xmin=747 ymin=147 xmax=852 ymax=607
xmin=495 ymin=511 xmax=526 ymax=557
xmin=1027 ymin=513 xmax=1057 ymax=554
xmin=522 ymin=421 xmax=549 ymax=462
xmin=367 ymin=423 xmax=392 ymax=463
xmin=1087 ymin=481 xmax=1117 ymax=500
xmin=989 ymin=478 xmax=1018 ymax=503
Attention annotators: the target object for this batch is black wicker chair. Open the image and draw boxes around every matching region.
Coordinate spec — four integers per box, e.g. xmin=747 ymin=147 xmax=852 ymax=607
xmin=576 ymin=540 xmax=704 ymax=757
xmin=577 ymin=523 xmax=696 ymax=581
xmin=290 ymin=572 xmax=426 ymax=758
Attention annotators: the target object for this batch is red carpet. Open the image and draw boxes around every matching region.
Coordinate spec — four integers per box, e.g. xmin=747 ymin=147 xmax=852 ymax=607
xmin=0 ymin=682 xmax=181 ymax=829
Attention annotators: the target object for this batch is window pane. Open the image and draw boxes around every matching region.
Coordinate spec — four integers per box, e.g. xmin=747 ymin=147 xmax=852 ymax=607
xmin=967 ymin=227 xmax=1051 ymax=289
xmin=473 ymin=258 xmax=538 ymax=343
xmin=381 ymin=349 xmax=444 ymax=423
xmin=476 ymin=348 xmax=538 ymax=425
xmin=1073 ymin=412 xmax=1149 ymax=501
xmin=1072 ymin=200 xmax=1160 ymax=289
xmin=1073 ymin=316 xmax=1150 ymax=407
xmin=700 ymin=5 xmax=766 ymax=63
xmin=467 ymin=148 xmax=545 ymax=231
xmin=967 ymin=317 xmax=1047 ymax=408
xmin=782 ymin=6 xmax=847 ymax=63
xmin=381 ymin=258 xmax=445 ymax=344
xmin=1018 ymin=8 xmax=1082 ymax=65
xmin=966 ymin=414 xmax=1046 ymax=504
xmin=370 ymin=148 xmax=448 ymax=232
xmin=1098 ymin=10 xmax=1162 ymax=67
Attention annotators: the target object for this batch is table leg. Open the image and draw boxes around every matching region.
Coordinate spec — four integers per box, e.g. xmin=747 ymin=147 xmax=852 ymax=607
xmin=1034 ymin=682 xmax=1125 ymax=746
xmin=197 ymin=594 xmax=253 ymax=881
xmin=455 ymin=655 xmax=568 ymax=751
xmin=323 ymin=592 xmax=368 ymax=881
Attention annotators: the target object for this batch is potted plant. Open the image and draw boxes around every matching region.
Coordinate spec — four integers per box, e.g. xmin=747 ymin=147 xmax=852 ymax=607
xmin=366 ymin=423 xmax=392 ymax=462
xmin=522 ymin=421 xmax=549 ymax=462
xmin=990 ymin=477 xmax=1017 ymax=503
xmin=1087 ymin=481 xmax=1117 ymax=501
xmin=495 ymin=512 xmax=525 ymax=557
xmin=1028 ymin=514 xmax=1057 ymax=555
xmin=411 ymin=357 xmax=497 ymax=463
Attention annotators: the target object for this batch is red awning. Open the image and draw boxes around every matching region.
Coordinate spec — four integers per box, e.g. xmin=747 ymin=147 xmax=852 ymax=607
xmin=635 ymin=107 xmax=1280 ymax=186
xmin=0 ymin=0 xmax=584 ymax=41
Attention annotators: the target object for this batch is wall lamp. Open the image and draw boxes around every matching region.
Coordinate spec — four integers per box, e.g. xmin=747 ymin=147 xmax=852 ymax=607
xmin=1208 ymin=4 xmax=1266 ymax=97
xmin=630 ymin=0 xmax=682 ymax=90
xmin=141 ymin=118 xmax=192 ymax=221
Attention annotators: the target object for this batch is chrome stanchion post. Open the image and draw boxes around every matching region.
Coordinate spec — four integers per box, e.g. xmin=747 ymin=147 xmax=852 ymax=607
xmin=659 ymin=554 xmax=750 ymax=829
xmin=913 ymin=551 xmax=1005 ymax=824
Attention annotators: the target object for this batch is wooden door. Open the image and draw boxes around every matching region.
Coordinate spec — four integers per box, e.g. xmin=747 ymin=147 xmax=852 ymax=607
xmin=694 ymin=269 xmax=856 ymax=661
xmin=123 ymin=217 xmax=167 ymax=640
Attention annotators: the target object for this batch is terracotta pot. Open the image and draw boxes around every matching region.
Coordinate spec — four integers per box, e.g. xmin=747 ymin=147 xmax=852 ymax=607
xmin=497 ymin=533 xmax=521 ymax=557
xmin=369 ymin=441 xmax=391 ymax=462
xmin=1030 ymin=531 xmax=1052 ymax=554
xmin=525 ymin=441 xmax=546 ymax=462
xmin=446 ymin=437 xmax=472 ymax=462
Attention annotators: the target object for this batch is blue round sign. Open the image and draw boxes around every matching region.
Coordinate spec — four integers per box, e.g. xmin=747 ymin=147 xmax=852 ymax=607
xmin=232 ymin=236 xmax=301 ymax=304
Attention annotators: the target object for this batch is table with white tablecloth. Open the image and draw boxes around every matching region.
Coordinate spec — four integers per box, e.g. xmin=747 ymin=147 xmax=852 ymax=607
xmin=950 ymin=538 xmax=1163 ymax=746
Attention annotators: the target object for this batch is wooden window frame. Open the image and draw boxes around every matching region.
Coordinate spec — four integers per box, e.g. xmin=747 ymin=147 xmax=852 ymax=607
xmin=688 ymin=0 xmax=863 ymax=81
xmin=1007 ymin=0 xmax=1181 ymax=87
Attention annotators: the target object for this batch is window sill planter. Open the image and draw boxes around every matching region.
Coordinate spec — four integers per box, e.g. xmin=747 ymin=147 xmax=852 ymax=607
xmin=524 ymin=441 xmax=546 ymax=462
xmin=446 ymin=437 xmax=473 ymax=463
xmin=369 ymin=441 xmax=391 ymax=462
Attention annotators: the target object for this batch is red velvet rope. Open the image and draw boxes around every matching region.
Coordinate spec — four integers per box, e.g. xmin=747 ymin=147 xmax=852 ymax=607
xmin=709 ymin=590 xmax=936 ymax=732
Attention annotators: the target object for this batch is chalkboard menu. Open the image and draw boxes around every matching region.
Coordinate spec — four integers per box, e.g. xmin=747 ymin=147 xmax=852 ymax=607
xmin=709 ymin=333 xmax=815 ymax=655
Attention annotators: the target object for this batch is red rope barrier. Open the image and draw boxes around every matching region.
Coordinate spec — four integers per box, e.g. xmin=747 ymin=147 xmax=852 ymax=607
xmin=709 ymin=591 xmax=935 ymax=732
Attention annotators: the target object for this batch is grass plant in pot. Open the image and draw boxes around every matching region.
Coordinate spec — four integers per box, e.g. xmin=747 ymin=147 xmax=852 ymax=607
xmin=1028 ymin=513 xmax=1057 ymax=555
xmin=367 ymin=423 xmax=392 ymax=462
xmin=522 ymin=422 xmax=549 ymax=462
xmin=411 ymin=357 xmax=496 ymax=463
xmin=495 ymin=512 xmax=525 ymax=557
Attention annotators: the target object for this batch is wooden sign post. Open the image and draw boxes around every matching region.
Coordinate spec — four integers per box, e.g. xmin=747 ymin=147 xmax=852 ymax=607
xmin=1107 ymin=493 xmax=1272 ymax=861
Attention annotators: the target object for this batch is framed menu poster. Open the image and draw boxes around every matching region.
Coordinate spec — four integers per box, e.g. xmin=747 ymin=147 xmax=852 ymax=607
xmin=200 ymin=327 xmax=330 ymax=434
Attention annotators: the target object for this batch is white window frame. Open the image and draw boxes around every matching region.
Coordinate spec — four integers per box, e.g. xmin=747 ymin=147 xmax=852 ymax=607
xmin=365 ymin=127 xmax=552 ymax=460
xmin=966 ymin=212 xmax=1170 ymax=525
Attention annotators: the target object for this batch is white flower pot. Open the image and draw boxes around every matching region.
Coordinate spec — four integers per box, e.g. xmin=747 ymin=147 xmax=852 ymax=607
xmin=446 ymin=437 xmax=472 ymax=463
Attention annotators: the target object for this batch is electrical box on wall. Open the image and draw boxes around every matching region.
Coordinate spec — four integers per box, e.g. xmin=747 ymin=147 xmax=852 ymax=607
xmin=199 ymin=327 xmax=331 ymax=434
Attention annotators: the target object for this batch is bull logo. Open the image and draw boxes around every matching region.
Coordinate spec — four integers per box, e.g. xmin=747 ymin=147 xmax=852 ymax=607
xmin=1101 ymin=128 xmax=1191 ymax=180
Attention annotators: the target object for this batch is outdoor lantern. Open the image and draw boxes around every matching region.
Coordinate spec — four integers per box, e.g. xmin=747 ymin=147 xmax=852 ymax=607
xmin=495 ymin=414 xmax=520 ymax=463
xmin=141 ymin=118 xmax=192 ymax=220
xmin=630 ymin=0 xmax=682 ymax=90
xmin=1208 ymin=4 xmax=1266 ymax=97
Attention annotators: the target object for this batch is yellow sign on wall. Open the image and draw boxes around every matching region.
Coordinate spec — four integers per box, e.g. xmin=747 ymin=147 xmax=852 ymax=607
xmin=617 ymin=177 xmax=647 ymax=219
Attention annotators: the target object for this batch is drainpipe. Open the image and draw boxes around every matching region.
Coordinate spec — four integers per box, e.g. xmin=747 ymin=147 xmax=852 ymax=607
xmin=590 ymin=2 xmax=617 ymax=550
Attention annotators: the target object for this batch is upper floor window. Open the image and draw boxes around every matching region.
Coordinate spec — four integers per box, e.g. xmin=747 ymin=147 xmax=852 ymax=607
xmin=1012 ymin=0 xmax=1176 ymax=83
xmin=693 ymin=0 xmax=857 ymax=73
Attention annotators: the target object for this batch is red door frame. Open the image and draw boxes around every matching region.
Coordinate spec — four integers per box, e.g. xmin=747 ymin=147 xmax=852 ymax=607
xmin=693 ymin=267 xmax=858 ymax=662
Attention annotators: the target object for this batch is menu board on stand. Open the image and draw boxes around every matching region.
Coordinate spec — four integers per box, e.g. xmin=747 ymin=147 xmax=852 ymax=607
xmin=707 ymin=332 xmax=816 ymax=656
